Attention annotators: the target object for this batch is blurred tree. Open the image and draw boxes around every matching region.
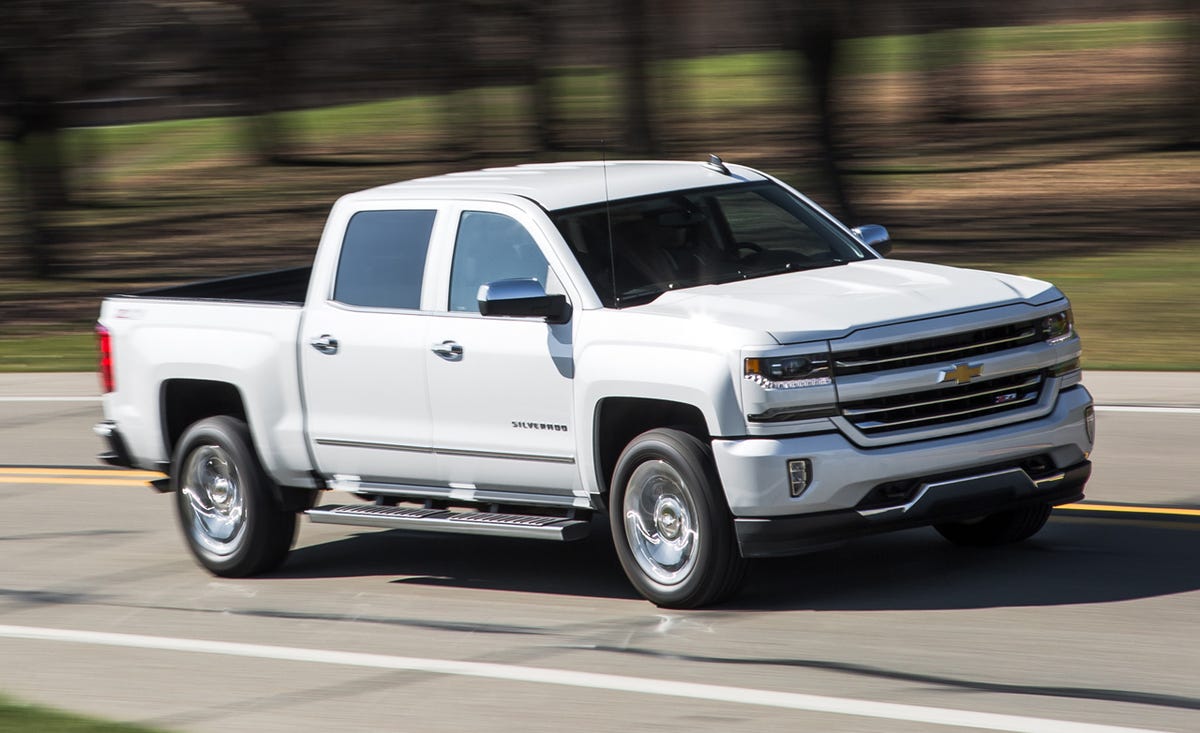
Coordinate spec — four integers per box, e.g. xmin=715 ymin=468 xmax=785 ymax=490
xmin=1179 ymin=0 xmax=1199 ymax=150
xmin=520 ymin=1 xmax=563 ymax=152
xmin=779 ymin=0 xmax=856 ymax=221
xmin=919 ymin=1 xmax=981 ymax=124
xmin=422 ymin=0 xmax=481 ymax=158
xmin=0 ymin=0 xmax=91 ymax=277
xmin=618 ymin=0 xmax=659 ymax=155
xmin=231 ymin=1 xmax=301 ymax=163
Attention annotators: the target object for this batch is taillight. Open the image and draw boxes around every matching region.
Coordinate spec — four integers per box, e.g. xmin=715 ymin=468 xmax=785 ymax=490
xmin=96 ymin=323 xmax=114 ymax=393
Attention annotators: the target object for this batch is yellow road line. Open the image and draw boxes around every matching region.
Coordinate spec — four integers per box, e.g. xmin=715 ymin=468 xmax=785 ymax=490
xmin=0 ymin=477 xmax=153 ymax=487
xmin=2 ymin=468 xmax=1197 ymax=521
xmin=0 ymin=468 xmax=165 ymax=479
xmin=1059 ymin=503 xmax=1200 ymax=518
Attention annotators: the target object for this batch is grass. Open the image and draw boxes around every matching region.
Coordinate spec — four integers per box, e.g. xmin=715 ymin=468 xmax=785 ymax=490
xmin=0 ymin=333 xmax=98 ymax=372
xmin=933 ymin=244 xmax=1200 ymax=371
xmin=0 ymin=694 xmax=165 ymax=733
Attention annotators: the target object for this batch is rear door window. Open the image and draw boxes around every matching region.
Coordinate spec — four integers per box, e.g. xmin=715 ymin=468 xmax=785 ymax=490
xmin=333 ymin=210 xmax=437 ymax=309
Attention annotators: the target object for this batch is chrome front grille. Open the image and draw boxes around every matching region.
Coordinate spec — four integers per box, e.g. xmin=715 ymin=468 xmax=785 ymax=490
xmin=840 ymin=371 xmax=1045 ymax=434
xmin=833 ymin=318 xmax=1043 ymax=376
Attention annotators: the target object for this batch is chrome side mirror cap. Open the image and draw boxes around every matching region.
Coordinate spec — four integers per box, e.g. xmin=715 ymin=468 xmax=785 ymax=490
xmin=478 ymin=278 xmax=572 ymax=324
xmin=851 ymin=224 xmax=892 ymax=256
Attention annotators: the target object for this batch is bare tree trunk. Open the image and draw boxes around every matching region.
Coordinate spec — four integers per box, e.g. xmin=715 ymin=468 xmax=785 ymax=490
xmin=10 ymin=114 xmax=69 ymax=278
xmin=234 ymin=1 xmax=298 ymax=163
xmin=920 ymin=1 xmax=980 ymax=124
xmin=516 ymin=1 xmax=562 ymax=152
xmin=782 ymin=0 xmax=855 ymax=221
xmin=1178 ymin=0 xmax=1199 ymax=149
xmin=528 ymin=2 xmax=559 ymax=151
xmin=618 ymin=0 xmax=658 ymax=155
xmin=0 ymin=1 xmax=82 ymax=277
xmin=422 ymin=0 xmax=479 ymax=159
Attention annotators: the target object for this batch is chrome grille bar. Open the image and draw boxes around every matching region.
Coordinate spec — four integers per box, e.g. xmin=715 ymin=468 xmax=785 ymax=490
xmin=835 ymin=329 xmax=1038 ymax=370
xmin=850 ymin=391 xmax=1040 ymax=431
xmin=831 ymin=318 xmax=1045 ymax=377
xmin=841 ymin=375 xmax=1044 ymax=418
xmin=840 ymin=370 xmax=1046 ymax=434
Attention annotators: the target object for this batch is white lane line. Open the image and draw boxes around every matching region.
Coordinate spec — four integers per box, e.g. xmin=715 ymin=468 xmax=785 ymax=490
xmin=0 ymin=624 xmax=1169 ymax=733
xmin=1094 ymin=405 xmax=1200 ymax=415
xmin=0 ymin=396 xmax=101 ymax=403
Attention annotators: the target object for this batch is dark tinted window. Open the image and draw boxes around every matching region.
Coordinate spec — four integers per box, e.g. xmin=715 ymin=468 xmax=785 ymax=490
xmin=449 ymin=211 xmax=549 ymax=312
xmin=551 ymin=183 xmax=868 ymax=307
xmin=334 ymin=210 xmax=436 ymax=309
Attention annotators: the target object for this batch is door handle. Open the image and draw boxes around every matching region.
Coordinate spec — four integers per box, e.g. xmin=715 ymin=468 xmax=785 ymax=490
xmin=310 ymin=335 xmax=339 ymax=355
xmin=431 ymin=340 xmax=463 ymax=360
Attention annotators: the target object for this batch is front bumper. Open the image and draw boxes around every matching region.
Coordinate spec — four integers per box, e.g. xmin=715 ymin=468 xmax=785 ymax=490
xmin=734 ymin=459 xmax=1088 ymax=557
xmin=711 ymin=385 xmax=1094 ymax=557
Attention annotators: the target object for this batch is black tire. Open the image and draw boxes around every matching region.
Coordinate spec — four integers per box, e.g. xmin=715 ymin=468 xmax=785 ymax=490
xmin=934 ymin=503 xmax=1052 ymax=547
xmin=172 ymin=416 xmax=296 ymax=577
xmin=609 ymin=428 xmax=747 ymax=608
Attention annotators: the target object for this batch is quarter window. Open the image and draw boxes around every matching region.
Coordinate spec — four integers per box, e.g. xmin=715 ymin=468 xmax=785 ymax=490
xmin=334 ymin=210 xmax=436 ymax=309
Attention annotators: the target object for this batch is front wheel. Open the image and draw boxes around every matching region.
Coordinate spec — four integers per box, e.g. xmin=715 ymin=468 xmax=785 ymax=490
xmin=934 ymin=503 xmax=1052 ymax=547
xmin=609 ymin=429 xmax=747 ymax=608
xmin=173 ymin=416 xmax=296 ymax=577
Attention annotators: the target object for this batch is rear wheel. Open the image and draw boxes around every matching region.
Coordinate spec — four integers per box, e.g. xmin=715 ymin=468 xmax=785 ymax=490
xmin=934 ymin=503 xmax=1052 ymax=546
xmin=609 ymin=428 xmax=747 ymax=608
xmin=173 ymin=416 xmax=296 ymax=576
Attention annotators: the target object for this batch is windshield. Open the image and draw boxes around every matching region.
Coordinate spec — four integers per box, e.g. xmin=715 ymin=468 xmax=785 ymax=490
xmin=550 ymin=182 xmax=872 ymax=306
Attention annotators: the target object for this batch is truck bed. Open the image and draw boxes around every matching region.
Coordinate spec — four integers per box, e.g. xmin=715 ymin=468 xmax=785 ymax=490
xmin=130 ymin=267 xmax=312 ymax=304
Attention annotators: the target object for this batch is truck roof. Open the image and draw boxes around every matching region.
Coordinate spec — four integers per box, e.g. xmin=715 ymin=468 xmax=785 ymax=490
xmin=350 ymin=160 xmax=768 ymax=212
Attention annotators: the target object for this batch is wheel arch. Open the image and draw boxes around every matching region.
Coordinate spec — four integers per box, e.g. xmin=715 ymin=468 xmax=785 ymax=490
xmin=163 ymin=381 xmax=318 ymax=509
xmin=592 ymin=397 xmax=709 ymax=503
xmin=161 ymin=378 xmax=248 ymax=460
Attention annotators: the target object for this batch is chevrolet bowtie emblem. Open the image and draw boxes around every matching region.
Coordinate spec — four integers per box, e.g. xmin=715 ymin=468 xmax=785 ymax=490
xmin=939 ymin=362 xmax=984 ymax=385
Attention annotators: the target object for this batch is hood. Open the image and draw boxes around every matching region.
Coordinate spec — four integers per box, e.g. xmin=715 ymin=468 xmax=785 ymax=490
xmin=633 ymin=259 xmax=1062 ymax=344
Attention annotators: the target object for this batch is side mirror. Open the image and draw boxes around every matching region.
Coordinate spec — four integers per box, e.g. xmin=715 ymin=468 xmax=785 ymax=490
xmin=851 ymin=224 xmax=892 ymax=257
xmin=478 ymin=278 xmax=571 ymax=324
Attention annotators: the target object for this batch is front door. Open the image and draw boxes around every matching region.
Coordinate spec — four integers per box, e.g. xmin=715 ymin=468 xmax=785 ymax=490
xmin=425 ymin=207 xmax=579 ymax=501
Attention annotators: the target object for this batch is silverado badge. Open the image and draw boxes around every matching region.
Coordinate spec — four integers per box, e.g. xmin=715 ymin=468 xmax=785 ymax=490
xmin=939 ymin=362 xmax=984 ymax=385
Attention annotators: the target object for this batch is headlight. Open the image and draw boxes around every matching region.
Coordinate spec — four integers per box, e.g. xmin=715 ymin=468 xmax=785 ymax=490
xmin=1041 ymin=309 xmax=1074 ymax=344
xmin=744 ymin=353 xmax=831 ymax=389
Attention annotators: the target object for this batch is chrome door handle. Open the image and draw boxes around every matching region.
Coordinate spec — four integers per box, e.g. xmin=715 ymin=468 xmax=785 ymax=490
xmin=431 ymin=340 xmax=463 ymax=360
xmin=310 ymin=335 xmax=339 ymax=355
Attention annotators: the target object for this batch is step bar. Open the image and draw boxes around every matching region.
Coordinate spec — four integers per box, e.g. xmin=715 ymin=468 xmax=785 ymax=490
xmin=306 ymin=504 xmax=591 ymax=541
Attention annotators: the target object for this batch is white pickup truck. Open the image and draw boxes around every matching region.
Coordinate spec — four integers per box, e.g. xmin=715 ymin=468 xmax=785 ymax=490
xmin=95 ymin=159 xmax=1094 ymax=607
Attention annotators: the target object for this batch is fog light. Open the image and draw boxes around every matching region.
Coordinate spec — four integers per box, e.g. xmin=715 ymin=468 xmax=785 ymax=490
xmin=788 ymin=459 xmax=813 ymax=497
xmin=1085 ymin=406 xmax=1096 ymax=443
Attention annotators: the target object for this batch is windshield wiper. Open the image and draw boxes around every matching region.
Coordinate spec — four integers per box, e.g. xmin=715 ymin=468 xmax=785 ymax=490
xmin=614 ymin=284 xmax=669 ymax=307
xmin=741 ymin=259 xmax=847 ymax=279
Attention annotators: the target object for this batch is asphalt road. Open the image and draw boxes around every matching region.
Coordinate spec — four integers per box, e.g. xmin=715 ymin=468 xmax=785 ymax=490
xmin=0 ymin=373 xmax=1197 ymax=733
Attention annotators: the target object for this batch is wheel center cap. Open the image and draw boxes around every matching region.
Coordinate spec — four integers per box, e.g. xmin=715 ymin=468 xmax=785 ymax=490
xmin=655 ymin=496 xmax=684 ymax=540
xmin=210 ymin=477 xmax=232 ymax=508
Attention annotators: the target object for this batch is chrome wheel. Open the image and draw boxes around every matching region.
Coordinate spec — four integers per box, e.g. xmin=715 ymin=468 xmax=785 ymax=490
xmin=623 ymin=459 xmax=700 ymax=585
xmin=180 ymin=443 xmax=246 ymax=557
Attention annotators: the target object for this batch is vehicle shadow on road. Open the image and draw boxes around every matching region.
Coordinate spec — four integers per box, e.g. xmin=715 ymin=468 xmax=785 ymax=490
xmin=734 ymin=513 xmax=1200 ymax=611
xmin=277 ymin=513 xmax=1200 ymax=610
xmin=278 ymin=519 xmax=640 ymax=600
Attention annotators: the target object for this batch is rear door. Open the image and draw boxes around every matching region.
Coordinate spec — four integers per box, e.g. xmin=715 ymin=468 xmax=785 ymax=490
xmin=300 ymin=206 xmax=442 ymax=485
